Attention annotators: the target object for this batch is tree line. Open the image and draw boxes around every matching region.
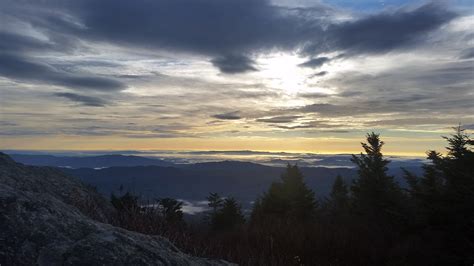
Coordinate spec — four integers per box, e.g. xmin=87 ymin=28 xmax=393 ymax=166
xmin=109 ymin=126 xmax=473 ymax=265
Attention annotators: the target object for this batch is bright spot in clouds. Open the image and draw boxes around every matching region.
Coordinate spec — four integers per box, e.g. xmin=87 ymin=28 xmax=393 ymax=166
xmin=0 ymin=0 xmax=472 ymax=155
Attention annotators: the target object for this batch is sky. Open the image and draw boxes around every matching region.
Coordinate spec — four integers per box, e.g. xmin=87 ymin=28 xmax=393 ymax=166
xmin=0 ymin=0 xmax=473 ymax=156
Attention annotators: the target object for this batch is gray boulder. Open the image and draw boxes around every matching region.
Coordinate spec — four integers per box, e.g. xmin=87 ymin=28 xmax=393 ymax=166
xmin=0 ymin=153 xmax=234 ymax=265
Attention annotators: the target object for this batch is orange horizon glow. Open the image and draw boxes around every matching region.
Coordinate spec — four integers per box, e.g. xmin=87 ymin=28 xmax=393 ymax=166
xmin=0 ymin=135 xmax=447 ymax=157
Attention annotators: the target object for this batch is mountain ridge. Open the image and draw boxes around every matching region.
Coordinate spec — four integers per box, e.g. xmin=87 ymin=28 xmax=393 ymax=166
xmin=0 ymin=152 xmax=232 ymax=265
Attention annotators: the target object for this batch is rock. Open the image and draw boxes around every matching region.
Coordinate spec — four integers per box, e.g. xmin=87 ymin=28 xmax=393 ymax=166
xmin=0 ymin=153 xmax=233 ymax=266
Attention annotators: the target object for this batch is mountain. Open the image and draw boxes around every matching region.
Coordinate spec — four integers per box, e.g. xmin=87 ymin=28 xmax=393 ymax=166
xmin=63 ymin=162 xmax=358 ymax=206
xmin=8 ymin=153 xmax=423 ymax=208
xmin=8 ymin=154 xmax=175 ymax=168
xmin=0 ymin=152 xmax=231 ymax=265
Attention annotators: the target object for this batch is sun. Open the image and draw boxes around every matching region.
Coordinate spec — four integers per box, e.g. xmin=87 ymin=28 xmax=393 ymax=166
xmin=256 ymin=53 xmax=310 ymax=95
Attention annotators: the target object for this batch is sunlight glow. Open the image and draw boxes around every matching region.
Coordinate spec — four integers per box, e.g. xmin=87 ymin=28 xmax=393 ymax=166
xmin=257 ymin=53 xmax=312 ymax=95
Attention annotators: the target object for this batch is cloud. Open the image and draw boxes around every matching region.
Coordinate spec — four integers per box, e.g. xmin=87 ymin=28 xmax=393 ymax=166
xmin=212 ymin=111 xmax=242 ymax=120
xmin=256 ymin=115 xmax=302 ymax=123
xmin=464 ymin=124 xmax=474 ymax=130
xmin=298 ymin=92 xmax=331 ymax=98
xmin=57 ymin=0 xmax=321 ymax=56
xmin=309 ymin=71 xmax=328 ymax=78
xmin=0 ymin=53 xmax=126 ymax=91
xmin=0 ymin=121 xmax=17 ymax=126
xmin=289 ymin=59 xmax=474 ymax=120
xmin=211 ymin=54 xmax=258 ymax=74
xmin=305 ymin=2 xmax=457 ymax=55
xmin=0 ymin=0 xmax=470 ymax=143
xmin=0 ymin=32 xmax=54 ymax=53
xmin=1 ymin=1 xmax=455 ymax=74
xmin=271 ymin=120 xmax=344 ymax=130
xmin=298 ymin=57 xmax=330 ymax=68
xmin=54 ymin=92 xmax=108 ymax=107
xmin=459 ymin=48 xmax=474 ymax=59
xmin=124 ymin=133 xmax=196 ymax=138
xmin=365 ymin=118 xmax=467 ymax=127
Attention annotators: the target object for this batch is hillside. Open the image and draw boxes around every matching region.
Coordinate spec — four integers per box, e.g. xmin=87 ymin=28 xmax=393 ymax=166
xmin=0 ymin=152 xmax=232 ymax=265
xmin=63 ymin=163 xmax=358 ymax=204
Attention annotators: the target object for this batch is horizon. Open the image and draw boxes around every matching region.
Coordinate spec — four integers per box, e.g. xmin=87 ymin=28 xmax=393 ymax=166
xmin=3 ymin=148 xmax=428 ymax=169
xmin=3 ymin=147 xmax=427 ymax=158
xmin=1 ymin=0 xmax=473 ymax=156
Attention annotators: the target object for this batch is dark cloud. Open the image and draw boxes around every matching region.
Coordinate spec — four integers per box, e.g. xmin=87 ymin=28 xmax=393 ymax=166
xmin=337 ymin=3 xmax=455 ymax=53
xmin=464 ymin=124 xmax=474 ymax=130
xmin=273 ymin=124 xmax=314 ymax=129
xmin=59 ymin=0 xmax=319 ymax=56
xmin=0 ymin=53 xmax=126 ymax=91
xmin=305 ymin=2 xmax=456 ymax=55
xmin=298 ymin=92 xmax=331 ymax=98
xmin=256 ymin=115 xmax=302 ymax=123
xmin=0 ymin=28 xmax=80 ymax=55
xmin=0 ymin=1 xmax=455 ymax=75
xmin=211 ymin=54 xmax=257 ymax=74
xmin=54 ymin=92 xmax=108 ymax=107
xmin=365 ymin=118 xmax=463 ymax=127
xmin=124 ymin=133 xmax=196 ymax=138
xmin=272 ymin=120 xmax=342 ymax=130
xmin=298 ymin=57 xmax=330 ymax=68
xmin=0 ymin=32 xmax=53 ymax=53
xmin=299 ymin=103 xmax=351 ymax=115
xmin=309 ymin=71 xmax=328 ymax=78
xmin=77 ymin=1 xmax=454 ymax=57
xmin=0 ymin=121 xmax=17 ymax=126
xmin=0 ymin=129 xmax=52 ymax=136
xmin=459 ymin=48 xmax=474 ymax=59
xmin=212 ymin=111 xmax=242 ymax=120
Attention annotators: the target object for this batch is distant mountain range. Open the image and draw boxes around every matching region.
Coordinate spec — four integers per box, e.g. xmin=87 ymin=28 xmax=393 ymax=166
xmin=8 ymin=154 xmax=174 ymax=168
xmin=64 ymin=162 xmax=357 ymax=204
xmin=7 ymin=153 xmax=424 ymax=209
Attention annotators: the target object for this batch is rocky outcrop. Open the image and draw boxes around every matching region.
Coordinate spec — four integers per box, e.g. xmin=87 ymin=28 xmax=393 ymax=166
xmin=0 ymin=153 xmax=233 ymax=265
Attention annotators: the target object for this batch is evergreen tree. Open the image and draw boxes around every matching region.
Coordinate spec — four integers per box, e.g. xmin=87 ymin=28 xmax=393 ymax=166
xmin=207 ymin=192 xmax=223 ymax=216
xmin=405 ymin=126 xmax=474 ymax=264
xmin=158 ymin=198 xmax=184 ymax=225
xmin=111 ymin=192 xmax=139 ymax=212
xmin=406 ymin=126 xmax=474 ymax=221
xmin=328 ymin=175 xmax=349 ymax=213
xmin=351 ymin=133 xmax=405 ymax=224
xmin=251 ymin=164 xmax=318 ymax=225
xmin=212 ymin=197 xmax=245 ymax=231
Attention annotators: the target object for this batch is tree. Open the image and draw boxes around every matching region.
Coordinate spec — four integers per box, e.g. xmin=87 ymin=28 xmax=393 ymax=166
xmin=405 ymin=126 xmax=474 ymax=264
xmin=406 ymin=126 xmax=474 ymax=220
xmin=327 ymin=175 xmax=349 ymax=214
xmin=251 ymin=164 xmax=318 ymax=225
xmin=111 ymin=192 xmax=139 ymax=213
xmin=207 ymin=192 xmax=223 ymax=216
xmin=158 ymin=198 xmax=184 ymax=225
xmin=212 ymin=197 xmax=245 ymax=231
xmin=351 ymin=133 xmax=405 ymax=224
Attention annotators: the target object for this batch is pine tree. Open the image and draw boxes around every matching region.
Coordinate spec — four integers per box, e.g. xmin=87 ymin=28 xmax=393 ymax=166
xmin=405 ymin=126 xmax=474 ymax=264
xmin=158 ymin=198 xmax=184 ymax=225
xmin=212 ymin=197 xmax=245 ymax=231
xmin=207 ymin=192 xmax=223 ymax=215
xmin=406 ymin=126 xmax=474 ymax=222
xmin=251 ymin=164 xmax=318 ymax=225
xmin=351 ymin=133 xmax=405 ymax=224
xmin=328 ymin=175 xmax=349 ymax=213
